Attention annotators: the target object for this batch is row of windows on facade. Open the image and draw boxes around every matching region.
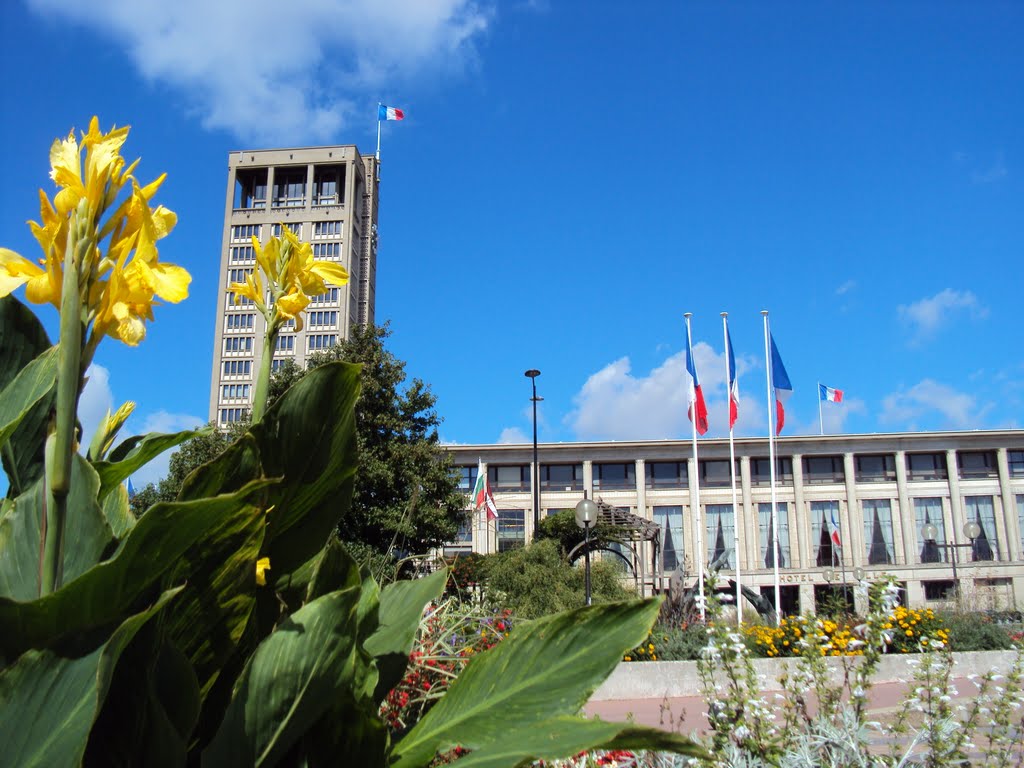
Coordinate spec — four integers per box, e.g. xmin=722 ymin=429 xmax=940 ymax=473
xmin=226 ymin=286 xmax=348 ymax=311
xmin=461 ymin=495 xmax=1020 ymax=565
xmin=230 ymin=221 xmax=342 ymax=241
xmin=234 ymin=166 xmax=349 ymax=209
xmin=223 ymin=333 xmax=337 ymax=354
xmin=457 ymin=451 xmax=1023 ymax=492
xmin=226 ymin=289 xmax=342 ymax=311
xmin=229 ymin=242 xmax=343 ymax=266
xmin=222 ymin=344 xmax=352 ymax=380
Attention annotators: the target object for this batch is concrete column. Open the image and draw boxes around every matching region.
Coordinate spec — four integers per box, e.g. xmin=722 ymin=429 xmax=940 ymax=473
xmin=895 ymin=450 xmax=916 ymax=565
xmin=636 ymin=458 xmax=647 ymax=519
xmin=843 ymin=453 xmax=861 ymax=569
xmin=798 ymin=583 xmax=816 ymax=615
xmin=998 ymin=449 xmax=1021 ymax=561
xmin=583 ymin=460 xmax=593 ymax=498
xmin=792 ymin=453 xmax=806 ymax=568
xmin=305 ymin=163 xmax=315 ymax=209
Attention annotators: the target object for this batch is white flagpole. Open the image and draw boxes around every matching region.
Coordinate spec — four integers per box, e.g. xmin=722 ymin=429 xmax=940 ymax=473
xmin=818 ymin=382 xmax=824 ymax=436
xmin=685 ymin=313 xmax=705 ymax=621
xmin=722 ymin=312 xmax=742 ymax=624
xmin=762 ymin=310 xmax=782 ymax=626
xmin=376 ymin=103 xmax=382 ymax=161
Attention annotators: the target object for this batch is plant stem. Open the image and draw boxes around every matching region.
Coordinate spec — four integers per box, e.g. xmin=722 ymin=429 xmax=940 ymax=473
xmin=251 ymin=321 xmax=278 ymax=425
xmin=41 ymin=210 xmax=87 ymax=596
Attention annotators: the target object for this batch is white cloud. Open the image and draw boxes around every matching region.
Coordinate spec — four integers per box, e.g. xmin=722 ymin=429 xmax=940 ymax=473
xmin=898 ymin=288 xmax=987 ymax=342
xmin=27 ymin=0 xmax=492 ymax=145
xmin=564 ymin=344 xmax=764 ymax=441
xmin=835 ymin=280 xmax=856 ymax=296
xmin=879 ymin=379 xmax=985 ymax=429
xmin=78 ymin=364 xmax=115 ymax=451
xmin=497 ymin=427 xmax=528 ymax=444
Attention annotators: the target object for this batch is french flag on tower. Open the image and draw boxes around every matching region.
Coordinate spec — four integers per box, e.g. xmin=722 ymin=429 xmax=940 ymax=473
xmin=685 ymin=321 xmax=709 ymax=435
xmin=819 ymin=384 xmax=843 ymax=403
xmin=725 ymin=320 xmax=739 ymax=430
xmin=769 ymin=333 xmax=793 ymax=435
xmin=378 ymin=104 xmax=404 ymax=121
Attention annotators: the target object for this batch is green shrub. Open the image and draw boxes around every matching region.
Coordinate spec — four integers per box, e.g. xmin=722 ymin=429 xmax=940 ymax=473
xmin=652 ymin=623 xmax=708 ymax=661
xmin=941 ymin=611 xmax=1014 ymax=651
xmin=481 ymin=539 xmax=632 ymax=618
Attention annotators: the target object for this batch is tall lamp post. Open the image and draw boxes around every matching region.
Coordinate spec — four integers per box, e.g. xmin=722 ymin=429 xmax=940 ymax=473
xmin=921 ymin=520 xmax=982 ymax=600
xmin=525 ymin=369 xmax=542 ymax=534
xmin=575 ymin=496 xmax=598 ymax=606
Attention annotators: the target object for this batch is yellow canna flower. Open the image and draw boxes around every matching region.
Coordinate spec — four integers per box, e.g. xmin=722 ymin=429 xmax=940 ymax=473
xmin=4 ymin=118 xmax=190 ymax=348
xmin=255 ymin=557 xmax=271 ymax=587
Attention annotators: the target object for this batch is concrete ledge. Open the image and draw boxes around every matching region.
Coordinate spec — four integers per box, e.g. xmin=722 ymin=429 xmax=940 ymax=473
xmin=589 ymin=650 xmax=1020 ymax=701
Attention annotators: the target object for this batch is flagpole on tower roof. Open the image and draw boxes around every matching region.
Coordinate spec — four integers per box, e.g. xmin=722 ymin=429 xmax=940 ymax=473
xmin=376 ymin=103 xmax=382 ymax=161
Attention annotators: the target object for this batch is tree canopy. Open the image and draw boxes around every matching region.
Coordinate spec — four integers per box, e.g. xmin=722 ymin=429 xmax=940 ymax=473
xmin=269 ymin=323 xmax=465 ymax=555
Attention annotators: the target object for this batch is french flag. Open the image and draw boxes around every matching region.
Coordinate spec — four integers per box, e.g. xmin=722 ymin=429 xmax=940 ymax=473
xmin=830 ymin=511 xmax=843 ymax=548
xmin=725 ymin=320 xmax=739 ymax=430
xmin=769 ymin=333 xmax=792 ymax=435
xmin=685 ymin=324 xmax=709 ymax=435
xmin=819 ymin=384 xmax=843 ymax=403
xmin=378 ymin=104 xmax=404 ymax=121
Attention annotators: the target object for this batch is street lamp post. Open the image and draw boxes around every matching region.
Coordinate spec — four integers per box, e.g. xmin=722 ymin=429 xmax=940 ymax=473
xmin=525 ymin=369 xmax=542 ymax=534
xmin=575 ymin=496 xmax=598 ymax=606
xmin=921 ymin=521 xmax=982 ymax=600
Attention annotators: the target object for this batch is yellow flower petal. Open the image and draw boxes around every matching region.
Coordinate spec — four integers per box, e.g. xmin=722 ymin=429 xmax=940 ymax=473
xmin=256 ymin=557 xmax=271 ymax=587
xmin=309 ymin=261 xmax=349 ymax=287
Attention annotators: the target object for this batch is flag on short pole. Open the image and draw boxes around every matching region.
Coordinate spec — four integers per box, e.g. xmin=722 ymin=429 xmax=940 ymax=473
xmin=725 ymin=320 xmax=739 ymax=430
xmin=684 ymin=323 xmax=709 ymax=435
xmin=830 ymin=511 xmax=843 ymax=548
xmin=378 ymin=104 xmax=404 ymax=121
xmin=470 ymin=460 xmax=498 ymax=521
xmin=769 ymin=333 xmax=792 ymax=435
xmin=819 ymin=384 xmax=843 ymax=403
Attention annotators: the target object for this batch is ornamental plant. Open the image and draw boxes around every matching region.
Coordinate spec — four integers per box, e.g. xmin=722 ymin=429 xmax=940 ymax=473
xmin=0 ymin=119 xmax=703 ymax=767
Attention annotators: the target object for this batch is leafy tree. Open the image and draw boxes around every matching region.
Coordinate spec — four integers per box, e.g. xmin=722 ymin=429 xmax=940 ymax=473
xmin=534 ymin=508 xmax=622 ymax=557
xmin=269 ymin=323 xmax=465 ymax=555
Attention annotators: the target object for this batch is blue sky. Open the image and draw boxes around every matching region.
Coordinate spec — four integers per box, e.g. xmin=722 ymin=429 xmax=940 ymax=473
xmin=1 ymin=1 xmax=1022 ymax=484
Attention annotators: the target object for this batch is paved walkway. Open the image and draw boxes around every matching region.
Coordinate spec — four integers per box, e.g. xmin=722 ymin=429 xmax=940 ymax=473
xmin=585 ymin=678 xmax=1023 ymax=760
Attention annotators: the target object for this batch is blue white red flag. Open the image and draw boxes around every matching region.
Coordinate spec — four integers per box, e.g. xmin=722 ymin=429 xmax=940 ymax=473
xmin=378 ymin=104 xmax=404 ymax=121
xmin=769 ymin=333 xmax=792 ymax=435
xmin=830 ymin=511 xmax=843 ymax=548
xmin=685 ymin=324 xmax=709 ymax=435
xmin=725 ymin=320 xmax=739 ymax=430
xmin=819 ymin=384 xmax=843 ymax=403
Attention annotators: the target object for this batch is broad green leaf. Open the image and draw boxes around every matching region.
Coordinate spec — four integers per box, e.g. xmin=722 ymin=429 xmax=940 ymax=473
xmin=0 ymin=478 xmax=274 ymax=659
xmin=178 ymin=432 xmax=263 ymax=501
xmin=248 ymin=362 xmax=360 ymax=574
xmin=163 ymin=495 xmax=267 ymax=699
xmin=0 ymin=295 xmax=51 ymax=393
xmin=0 ymin=587 xmax=180 ymax=768
xmin=450 ymin=717 xmax=706 ymax=768
xmin=392 ymin=598 xmax=694 ymax=768
xmin=101 ymin=481 xmax=135 ymax=539
xmin=304 ymin=536 xmax=363 ymax=603
xmin=0 ymin=296 xmax=53 ymax=498
xmin=93 ymin=426 xmax=207 ymax=501
xmin=0 ymin=454 xmax=113 ymax=601
xmin=0 ymin=346 xmax=57 ymax=453
xmin=85 ymin=632 xmax=201 ymax=767
xmin=365 ymin=569 xmax=448 ymax=704
xmin=202 ymin=586 xmax=380 ymax=768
